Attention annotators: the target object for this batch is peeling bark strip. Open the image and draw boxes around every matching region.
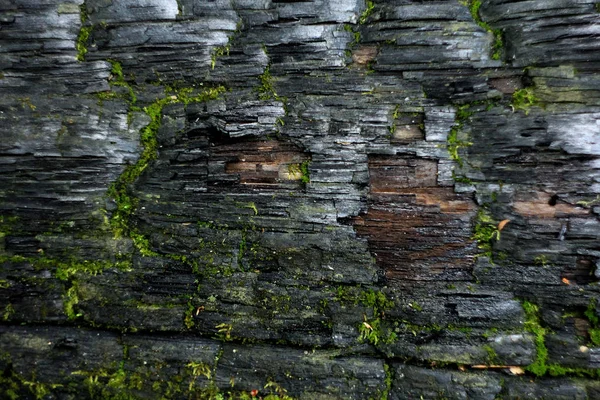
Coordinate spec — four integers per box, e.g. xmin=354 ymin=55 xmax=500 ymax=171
xmin=1 ymin=0 xmax=600 ymax=398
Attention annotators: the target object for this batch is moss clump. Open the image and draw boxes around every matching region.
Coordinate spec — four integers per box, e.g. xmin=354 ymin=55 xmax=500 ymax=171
xmin=471 ymin=208 xmax=500 ymax=259
xmin=287 ymin=161 xmax=310 ymax=184
xmin=451 ymin=170 xmax=473 ymax=184
xmin=447 ymin=105 xmax=473 ymax=167
xmin=522 ymin=301 xmax=548 ymax=376
xmin=343 ymin=24 xmax=362 ymax=57
xmin=76 ymin=5 xmax=91 ymax=61
xmin=379 ymin=363 xmax=392 ymax=400
xmin=483 ymin=344 xmax=499 ymax=364
xmin=359 ymin=1 xmax=375 ymax=24
xmin=387 ymin=105 xmax=400 ymax=135
xmin=211 ymin=44 xmax=230 ymax=70
xmin=0 ymin=357 xmax=64 ymax=400
xmin=585 ymin=298 xmax=600 ymax=346
xmin=215 ymin=323 xmax=233 ymax=341
xmin=63 ymin=283 xmax=82 ymax=320
xmin=359 ymin=289 xmax=395 ymax=314
xmin=3 ymin=304 xmax=15 ymax=321
xmin=358 ymin=316 xmax=397 ymax=345
xmin=0 ymin=215 xmax=20 ymax=237
xmin=511 ymin=87 xmax=539 ymax=114
xmin=257 ymin=66 xmax=277 ymax=101
xmin=108 ymin=60 xmax=137 ymax=104
xmin=357 ymin=289 xmax=397 ymax=345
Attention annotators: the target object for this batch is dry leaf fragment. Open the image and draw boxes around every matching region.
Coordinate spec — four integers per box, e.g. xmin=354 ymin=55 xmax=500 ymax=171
xmin=363 ymin=322 xmax=373 ymax=330
xmin=497 ymin=219 xmax=510 ymax=231
xmin=509 ymin=366 xmax=525 ymax=375
xmin=472 ymin=365 xmax=509 ymax=369
xmin=561 ymin=277 xmax=571 ymax=285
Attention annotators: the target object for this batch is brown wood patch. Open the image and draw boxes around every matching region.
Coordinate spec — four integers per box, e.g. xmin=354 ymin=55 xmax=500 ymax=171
xmin=352 ymin=155 xmax=477 ymax=286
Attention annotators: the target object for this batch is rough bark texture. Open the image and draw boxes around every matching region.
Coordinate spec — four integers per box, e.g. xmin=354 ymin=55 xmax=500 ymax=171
xmin=1 ymin=0 xmax=600 ymax=399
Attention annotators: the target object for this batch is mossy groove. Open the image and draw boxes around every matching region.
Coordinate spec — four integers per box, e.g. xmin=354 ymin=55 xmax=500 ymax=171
xmin=522 ymin=300 xmax=600 ymax=379
xmin=76 ymin=4 xmax=91 ymax=61
xmin=107 ymin=85 xmax=226 ymax=244
xmin=462 ymin=0 xmax=503 ymax=60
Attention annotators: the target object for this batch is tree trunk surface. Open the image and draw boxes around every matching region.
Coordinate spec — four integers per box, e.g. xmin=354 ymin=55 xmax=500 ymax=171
xmin=1 ymin=0 xmax=600 ymax=399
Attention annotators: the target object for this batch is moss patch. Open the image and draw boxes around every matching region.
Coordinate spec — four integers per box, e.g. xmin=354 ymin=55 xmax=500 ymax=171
xmin=257 ymin=66 xmax=277 ymax=101
xmin=522 ymin=301 xmax=548 ymax=376
xmin=447 ymin=104 xmax=474 ymax=167
xmin=585 ymin=298 xmax=600 ymax=346
xmin=76 ymin=5 xmax=91 ymax=61
xmin=471 ymin=207 xmax=500 ymax=260
xmin=287 ymin=160 xmax=310 ymax=184
xmin=511 ymin=87 xmax=539 ymax=114
xmin=359 ymin=1 xmax=375 ymax=24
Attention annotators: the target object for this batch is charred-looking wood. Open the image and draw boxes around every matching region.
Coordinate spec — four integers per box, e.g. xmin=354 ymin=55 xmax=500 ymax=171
xmin=1 ymin=0 xmax=600 ymax=398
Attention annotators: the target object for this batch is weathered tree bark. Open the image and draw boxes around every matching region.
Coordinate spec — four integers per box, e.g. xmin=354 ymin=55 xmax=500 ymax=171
xmin=1 ymin=0 xmax=600 ymax=399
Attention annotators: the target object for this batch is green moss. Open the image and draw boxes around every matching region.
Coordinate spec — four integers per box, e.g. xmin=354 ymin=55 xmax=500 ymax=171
xmin=76 ymin=5 xmax=91 ymax=61
xmin=357 ymin=289 xmax=397 ymax=345
xmin=299 ymin=160 xmax=310 ymax=184
xmin=0 ymin=215 xmax=20 ymax=237
xmin=483 ymin=344 xmax=498 ymax=364
xmin=76 ymin=26 xmax=91 ymax=61
xmin=511 ymin=87 xmax=539 ymax=114
xmin=451 ymin=170 xmax=472 ymax=184
xmin=17 ymin=97 xmax=37 ymax=111
xmin=184 ymin=300 xmax=195 ymax=329
xmin=107 ymin=85 xmax=226 ymax=248
xmin=215 ymin=323 xmax=233 ymax=341
xmin=186 ymin=361 xmax=212 ymax=392
xmin=129 ymin=231 xmax=159 ymax=257
xmin=358 ymin=316 xmax=397 ymax=345
xmin=106 ymin=60 xmax=137 ymax=104
xmin=344 ymin=24 xmax=362 ymax=57
xmin=264 ymin=379 xmax=293 ymax=400
xmin=63 ymin=283 xmax=82 ymax=320
xmin=359 ymin=1 xmax=375 ymax=24
xmin=577 ymin=195 xmax=600 ymax=207
xmin=236 ymin=202 xmax=258 ymax=216
xmin=387 ymin=105 xmax=401 ymax=136
xmin=546 ymin=364 xmax=600 ymax=379
xmin=533 ymin=254 xmax=550 ymax=267
xmin=211 ymin=44 xmax=231 ymax=70
xmin=96 ymin=91 xmax=120 ymax=102
xmin=585 ymin=298 xmax=600 ymax=346
xmin=1 ymin=253 xmax=129 ymax=322
xmin=464 ymin=0 xmax=503 ymax=60
xmin=522 ymin=301 xmax=548 ymax=377
xmin=447 ymin=105 xmax=473 ymax=167
xmin=379 ymin=363 xmax=392 ymax=400
xmin=3 ymin=303 xmax=14 ymax=321
xmin=0 ymin=254 xmax=129 ymax=282
xmin=288 ymin=161 xmax=311 ymax=184
xmin=0 ymin=365 xmax=63 ymax=400
xmin=471 ymin=208 xmax=500 ymax=260
xmin=257 ymin=66 xmax=277 ymax=101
